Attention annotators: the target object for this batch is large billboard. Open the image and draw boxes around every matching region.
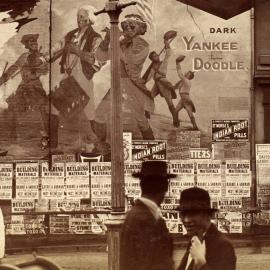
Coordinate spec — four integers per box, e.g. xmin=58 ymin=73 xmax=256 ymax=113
xmin=0 ymin=0 xmax=251 ymax=161
xmin=0 ymin=0 xmax=254 ymax=238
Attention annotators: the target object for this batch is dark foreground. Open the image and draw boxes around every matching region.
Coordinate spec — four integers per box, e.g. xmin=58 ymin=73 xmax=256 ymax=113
xmin=2 ymin=246 xmax=270 ymax=270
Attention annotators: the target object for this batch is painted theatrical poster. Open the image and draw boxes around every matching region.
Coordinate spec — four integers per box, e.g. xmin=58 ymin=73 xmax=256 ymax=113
xmin=0 ymin=0 xmax=255 ymax=252
xmin=0 ymin=0 xmax=251 ymax=161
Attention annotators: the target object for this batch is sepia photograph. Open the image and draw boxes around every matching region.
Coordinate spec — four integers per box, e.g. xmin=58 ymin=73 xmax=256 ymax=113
xmin=0 ymin=0 xmax=269 ymax=270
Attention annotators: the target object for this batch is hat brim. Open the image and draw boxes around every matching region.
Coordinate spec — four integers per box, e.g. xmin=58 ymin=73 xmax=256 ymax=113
xmin=21 ymin=34 xmax=39 ymax=45
xmin=175 ymin=206 xmax=219 ymax=212
xmin=132 ymin=172 xmax=177 ymax=179
xmin=176 ymin=55 xmax=185 ymax=63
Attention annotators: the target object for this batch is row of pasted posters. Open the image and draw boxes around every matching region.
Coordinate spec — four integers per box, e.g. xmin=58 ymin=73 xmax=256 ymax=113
xmin=0 ymin=160 xmax=251 ymax=202
xmin=4 ymin=142 xmax=270 ymax=235
xmin=0 ymin=0 xmax=251 ymax=162
xmin=2 ymin=159 xmax=252 ymax=235
xmin=6 ymin=208 xmax=253 ymax=235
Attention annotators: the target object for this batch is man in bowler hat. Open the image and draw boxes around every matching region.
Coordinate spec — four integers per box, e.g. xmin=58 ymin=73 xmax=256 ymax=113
xmin=120 ymin=160 xmax=175 ymax=270
xmin=177 ymin=187 xmax=236 ymax=270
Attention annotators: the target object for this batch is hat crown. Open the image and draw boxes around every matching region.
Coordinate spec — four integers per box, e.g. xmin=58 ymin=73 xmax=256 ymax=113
xmin=132 ymin=160 xmax=176 ymax=179
xmin=125 ymin=14 xmax=145 ymax=23
xmin=21 ymin=34 xmax=39 ymax=45
xmin=142 ymin=160 xmax=167 ymax=176
xmin=179 ymin=187 xmax=213 ymax=211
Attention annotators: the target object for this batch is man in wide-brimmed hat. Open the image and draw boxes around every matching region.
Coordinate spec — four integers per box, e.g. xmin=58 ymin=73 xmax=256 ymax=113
xmin=120 ymin=160 xmax=176 ymax=270
xmin=177 ymin=187 xmax=236 ymax=270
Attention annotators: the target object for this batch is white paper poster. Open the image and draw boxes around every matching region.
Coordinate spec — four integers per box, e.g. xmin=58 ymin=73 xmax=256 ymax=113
xmin=0 ymin=163 xmax=13 ymax=199
xmin=49 ymin=215 xmax=70 ymax=234
xmin=215 ymin=198 xmax=242 ymax=211
xmin=168 ymin=160 xmax=195 ymax=198
xmin=66 ymin=162 xmax=90 ymax=199
xmin=91 ymin=162 xmax=111 ymax=208
xmin=15 ymin=163 xmax=39 ymax=199
xmin=225 ymin=160 xmax=251 ymax=197
xmin=197 ymin=161 xmax=222 ymax=197
xmin=124 ymin=162 xmax=141 ymax=208
xmin=49 ymin=199 xmax=81 ymax=212
xmin=41 ymin=162 xmax=65 ymax=199
xmin=24 ymin=215 xmax=46 ymax=235
xmin=218 ymin=211 xmax=243 ymax=233
xmin=6 ymin=215 xmax=26 ymax=235
xmin=163 ymin=212 xmax=186 ymax=234
xmin=256 ymin=144 xmax=270 ymax=209
xmin=11 ymin=199 xmax=35 ymax=213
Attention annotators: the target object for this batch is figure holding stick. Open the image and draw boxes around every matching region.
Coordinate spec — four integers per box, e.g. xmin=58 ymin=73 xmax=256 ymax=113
xmin=144 ymin=31 xmax=179 ymax=127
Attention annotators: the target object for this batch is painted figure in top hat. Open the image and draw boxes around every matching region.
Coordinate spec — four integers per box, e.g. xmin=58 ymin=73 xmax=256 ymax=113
xmin=0 ymin=34 xmax=50 ymax=142
xmin=177 ymin=187 xmax=236 ymax=270
xmin=120 ymin=160 xmax=175 ymax=270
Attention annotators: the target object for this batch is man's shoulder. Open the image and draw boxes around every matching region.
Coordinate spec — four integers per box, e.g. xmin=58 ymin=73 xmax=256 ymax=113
xmin=124 ymin=201 xmax=155 ymax=224
xmin=122 ymin=202 xmax=165 ymax=237
xmin=19 ymin=52 xmax=30 ymax=58
xmin=65 ymin=26 xmax=101 ymax=42
xmin=16 ymin=52 xmax=30 ymax=64
xmin=64 ymin=28 xmax=78 ymax=42
xmin=126 ymin=201 xmax=151 ymax=217
xmin=207 ymin=224 xmax=234 ymax=249
xmin=85 ymin=26 xmax=101 ymax=38
xmin=218 ymin=231 xmax=234 ymax=248
xmin=133 ymin=36 xmax=149 ymax=48
xmin=66 ymin=28 xmax=78 ymax=37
